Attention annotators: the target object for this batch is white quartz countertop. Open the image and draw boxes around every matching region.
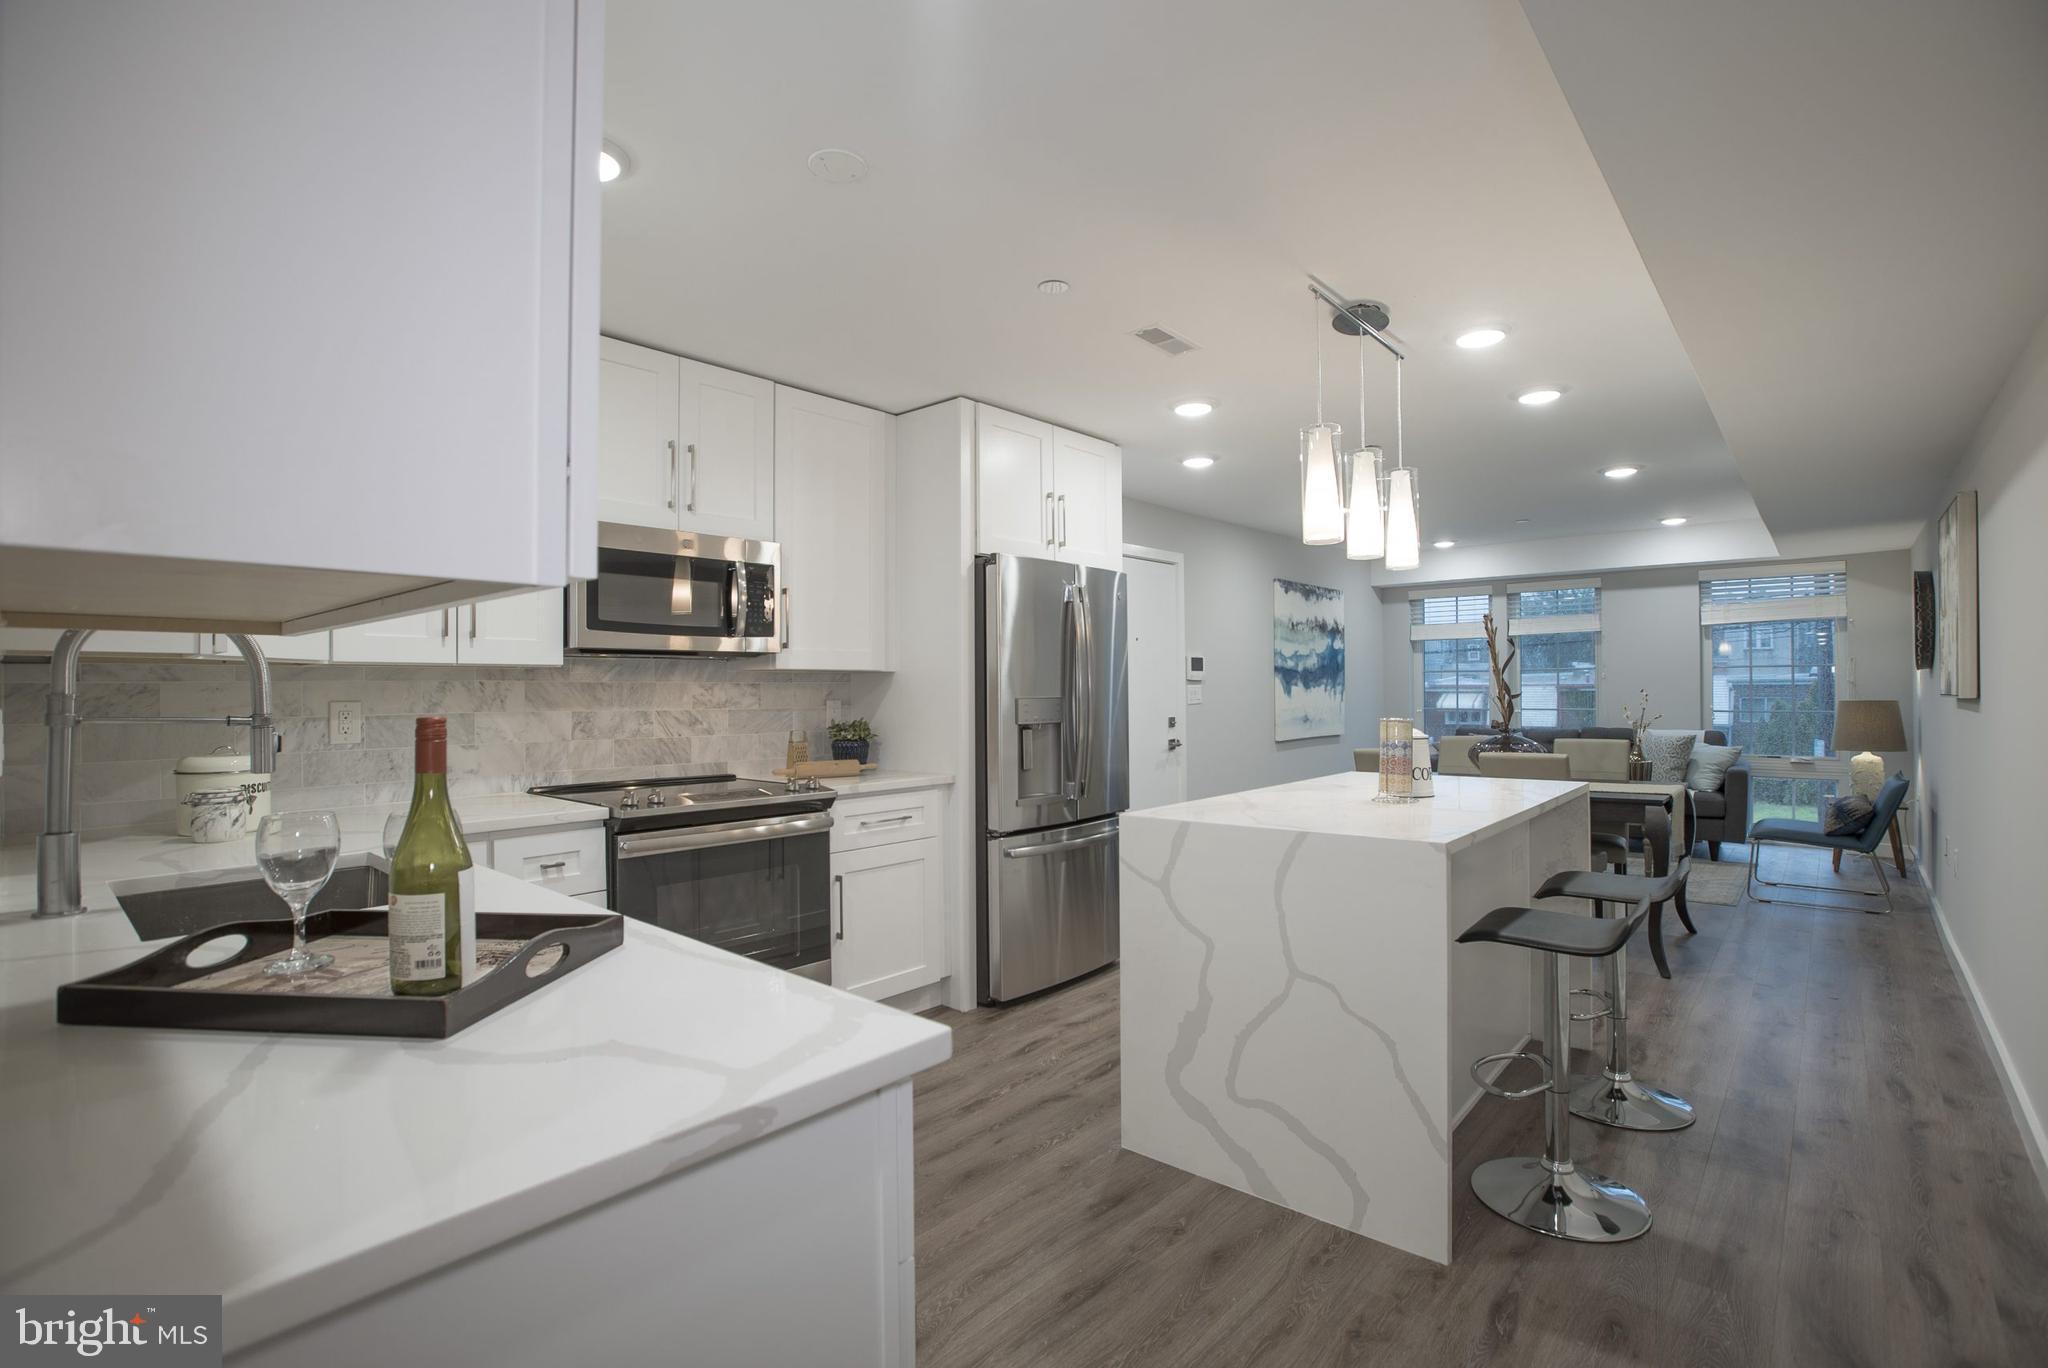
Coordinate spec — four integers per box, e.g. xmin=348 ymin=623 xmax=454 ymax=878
xmin=0 ymin=852 xmax=952 ymax=1350
xmin=1126 ymin=771 xmax=1588 ymax=854
xmin=818 ymin=769 xmax=954 ymax=798
xmin=0 ymin=791 xmax=603 ymax=918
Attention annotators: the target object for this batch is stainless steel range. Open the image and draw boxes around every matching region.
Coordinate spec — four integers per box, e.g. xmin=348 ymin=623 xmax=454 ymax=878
xmin=530 ymin=774 xmax=836 ymax=981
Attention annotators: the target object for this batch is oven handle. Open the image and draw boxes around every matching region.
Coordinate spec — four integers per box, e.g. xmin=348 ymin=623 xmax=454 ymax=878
xmin=616 ymin=811 xmax=833 ymax=860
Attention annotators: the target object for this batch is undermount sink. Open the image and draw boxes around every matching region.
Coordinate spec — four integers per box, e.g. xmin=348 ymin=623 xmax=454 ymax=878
xmin=115 ymin=865 xmax=388 ymax=942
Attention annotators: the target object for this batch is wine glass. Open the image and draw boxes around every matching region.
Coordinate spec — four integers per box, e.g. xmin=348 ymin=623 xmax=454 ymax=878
xmin=256 ymin=811 xmax=341 ymax=977
xmin=382 ymin=809 xmax=409 ymax=860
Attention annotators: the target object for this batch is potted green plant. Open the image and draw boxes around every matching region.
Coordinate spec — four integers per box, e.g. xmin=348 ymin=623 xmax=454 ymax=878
xmin=829 ymin=718 xmax=876 ymax=765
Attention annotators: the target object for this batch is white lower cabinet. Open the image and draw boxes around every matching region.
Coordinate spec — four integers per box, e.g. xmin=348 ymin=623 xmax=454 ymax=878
xmin=832 ymin=835 xmax=945 ymax=1002
xmin=470 ymin=822 xmax=608 ymax=901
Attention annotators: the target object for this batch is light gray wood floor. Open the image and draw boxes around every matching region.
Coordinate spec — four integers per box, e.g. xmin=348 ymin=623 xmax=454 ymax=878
xmin=913 ymin=848 xmax=2048 ymax=1367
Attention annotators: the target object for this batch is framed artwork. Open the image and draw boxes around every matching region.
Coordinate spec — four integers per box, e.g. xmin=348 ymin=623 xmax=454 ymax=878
xmin=1936 ymin=490 xmax=1979 ymax=698
xmin=1274 ymin=578 xmax=1344 ymax=740
xmin=1912 ymin=570 xmax=1935 ymax=670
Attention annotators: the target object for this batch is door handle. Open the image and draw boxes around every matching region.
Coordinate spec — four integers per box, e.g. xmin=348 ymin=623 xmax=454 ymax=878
xmin=780 ymin=587 xmax=790 ymax=648
xmin=1044 ymin=491 xmax=1055 ymax=547
xmin=1167 ymin=738 xmax=1183 ymax=751
xmin=686 ymin=443 xmax=699 ymax=512
xmin=468 ymin=605 xmax=478 ymax=643
xmin=833 ymin=872 xmax=846 ymax=941
xmin=1058 ymin=493 xmax=1068 ymax=547
xmin=666 ymin=439 xmax=678 ymax=510
xmin=1003 ymin=828 xmax=1117 ymax=857
xmin=440 ymin=608 xmax=450 ymax=642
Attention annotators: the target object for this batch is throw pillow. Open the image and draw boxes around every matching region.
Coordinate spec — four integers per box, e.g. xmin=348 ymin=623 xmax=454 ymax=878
xmin=1685 ymin=742 xmax=1743 ymax=792
xmin=1824 ymin=793 xmax=1875 ymax=837
xmin=1642 ymin=729 xmax=1698 ymax=785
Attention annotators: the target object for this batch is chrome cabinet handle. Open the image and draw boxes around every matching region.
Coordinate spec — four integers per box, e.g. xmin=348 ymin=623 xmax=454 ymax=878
xmin=858 ymin=814 xmax=915 ymax=828
xmin=537 ymin=860 xmax=567 ymax=874
xmin=780 ymin=586 xmax=790 ymax=648
xmin=469 ymin=605 xmax=478 ymax=643
xmin=687 ymin=443 xmax=698 ymax=512
xmin=666 ymin=439 xmax=678 ymax=509
xmin=1044 ymin=491 xmax=1055 ymax=547
xmin=440 ymin=608 xmax=450 ymax=642
xmin=1058 ymin=494 xmax=1068 ymax=547
xmin=833 ymin=872 xmax=846 ymax=941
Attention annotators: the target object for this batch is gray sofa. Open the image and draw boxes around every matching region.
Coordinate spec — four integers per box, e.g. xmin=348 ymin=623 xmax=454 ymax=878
xmin=1448 ymin=725 xmax=1751 ymax=860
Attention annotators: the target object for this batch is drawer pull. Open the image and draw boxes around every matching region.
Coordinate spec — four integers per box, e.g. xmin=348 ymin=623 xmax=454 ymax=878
xmin=859 ymin=815 xmax=916 ymax=828
xmin=537 ymin=860 xmax=569 ymax=874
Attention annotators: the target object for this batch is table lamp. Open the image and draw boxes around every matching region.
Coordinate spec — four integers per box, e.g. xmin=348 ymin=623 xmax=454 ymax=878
xmin=1833 ymin=700 xmax=1907 ymax=800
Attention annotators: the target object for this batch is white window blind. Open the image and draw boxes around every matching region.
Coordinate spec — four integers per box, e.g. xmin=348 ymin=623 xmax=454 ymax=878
xmin=1409 ymin=592 xmax=1489 ymax=641
xmin=1507 ymin=582 xmax=1600 ymax=636
xmin=1700 ymin=564 xmax=1848 ymax=624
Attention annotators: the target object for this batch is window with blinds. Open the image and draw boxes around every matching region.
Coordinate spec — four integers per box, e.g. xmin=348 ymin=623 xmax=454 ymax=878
xmin=1699 ymin=565 xmax=1848 ymax=624
xmin=1507 ymin=583 xmax=1598 ymax=727
xmin=1409 ymin=592 xmax=1489 ymax=640
xmin=1701 ymin=562 xmax=1848 ymax=818
xmin=1506 ymin=583 xmax=1600 ymax=635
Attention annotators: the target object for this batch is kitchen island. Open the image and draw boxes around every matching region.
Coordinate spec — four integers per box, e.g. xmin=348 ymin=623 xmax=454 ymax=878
xmin=0 ymin=827 xmax=951 ymax=1364
xmin=1118 ymin=770 xmax=1588 ymax=1264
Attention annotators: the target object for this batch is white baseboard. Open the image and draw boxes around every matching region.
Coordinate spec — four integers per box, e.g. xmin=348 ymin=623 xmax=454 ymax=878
xmin=1915 ymin=868 xmax=2048 ymax=1202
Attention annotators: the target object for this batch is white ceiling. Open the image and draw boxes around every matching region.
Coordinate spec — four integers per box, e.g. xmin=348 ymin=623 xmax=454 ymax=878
xmin=600 ymin=0 xmax=1762 ymax=554
xmin=1521 ymin=0 xmax=2048 ymax=545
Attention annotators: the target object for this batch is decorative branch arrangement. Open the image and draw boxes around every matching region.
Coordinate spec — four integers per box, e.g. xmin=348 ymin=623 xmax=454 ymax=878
xmin=1621 ymin=689 xmax=1661 ymax=758
xmin=1482 ymin=612 xmax=1519 ymax=733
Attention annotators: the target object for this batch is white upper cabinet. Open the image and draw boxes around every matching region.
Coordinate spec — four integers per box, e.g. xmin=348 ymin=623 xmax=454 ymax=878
xmin=595 ymin=341 xmax=776 ymax=542
xmin=773 ymin=387 xmax=892 ymax=671
xmin=200 ymin=632 xmax=330 ymax=665
xmin=0 ymin=629 xmax=199 ymax=658
xmin=331 ymin=611 xmax=460 ymax=666
xmin=1052 ymin=428 xmax=1123 ymax=571
xmin=597 ymin=338 xmax=684 ymax=530
xmin=679 ymin=359 xmax=776 ymax=542
xmin=0 ymin=0 xmax=601 ymax=633
xmin=461 ymin=590 xmax=565 ymax=667
xmin=975 ymin=406 xmax=1058 ymax=560
xmin=974 ymin=405 xmax=1122 ymax=570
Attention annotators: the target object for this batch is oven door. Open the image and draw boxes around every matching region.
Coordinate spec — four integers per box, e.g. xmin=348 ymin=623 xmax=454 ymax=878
xmin=613 ymin=812 xmax=832 ymax=980
xmin=568 ymin=523 xmax=780 ymax=655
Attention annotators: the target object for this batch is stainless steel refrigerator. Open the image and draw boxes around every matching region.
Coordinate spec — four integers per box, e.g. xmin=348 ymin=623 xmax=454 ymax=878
xmin=978 ymin=553 xmax=1129 ymax=1003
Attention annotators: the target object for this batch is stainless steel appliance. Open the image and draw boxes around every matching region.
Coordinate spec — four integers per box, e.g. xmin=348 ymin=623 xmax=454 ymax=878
xmin=978 ymin=553 xmax=1129 ymax=1003
xmin=567 ymin=523 xmax=780 ymax=656
xmin=530 ymin=774 xmax=835 ymax=981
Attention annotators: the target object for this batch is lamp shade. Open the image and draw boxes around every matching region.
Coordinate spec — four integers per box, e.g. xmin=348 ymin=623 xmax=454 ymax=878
xmin=1383 ymin=465 xmax=1420 ymax=571
xmin=1346 ymin=447 xmax=1385 ymax=560
xmin=1300 ymin=423 xmax=1345 ymax=545
xmin=1833 ymin=699 xmax=1907 ymax=752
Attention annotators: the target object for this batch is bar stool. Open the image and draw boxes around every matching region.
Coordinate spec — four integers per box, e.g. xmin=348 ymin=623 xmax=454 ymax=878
xmin=1535 ymin=855 xmax=1695 ymax=1133
xmin=1458 ymin=898 xmax=1655 ymax=1243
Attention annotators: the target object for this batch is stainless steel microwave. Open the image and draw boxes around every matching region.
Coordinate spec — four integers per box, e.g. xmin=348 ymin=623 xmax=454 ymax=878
xmin=566 ymin=523 xmax=781 ymax=655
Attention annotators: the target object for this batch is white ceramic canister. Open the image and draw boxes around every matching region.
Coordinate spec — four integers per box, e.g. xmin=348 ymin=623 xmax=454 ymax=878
xmin=175 ymin=753 xmax=272 ymax=838
xmin=1409 ymin=725 xmax=1436 ymax=798
xmin=183 ymin=786 xmax=258 ymax=843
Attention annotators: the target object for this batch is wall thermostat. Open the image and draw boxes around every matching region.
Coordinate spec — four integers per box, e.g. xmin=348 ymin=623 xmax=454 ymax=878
xmin=1186 ymin=654 xmax=1205 ymax=682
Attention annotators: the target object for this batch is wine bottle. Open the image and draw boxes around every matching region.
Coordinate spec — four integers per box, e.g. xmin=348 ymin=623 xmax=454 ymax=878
xmin=388 ymin=715 xmax=472 ymax=996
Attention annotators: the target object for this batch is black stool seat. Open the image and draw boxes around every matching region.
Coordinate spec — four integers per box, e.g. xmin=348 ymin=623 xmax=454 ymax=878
xmin=1460 ymin=902 xmax=1647 ymax=958
xmin=1537 ymin=867 xmax=1683 ymax=906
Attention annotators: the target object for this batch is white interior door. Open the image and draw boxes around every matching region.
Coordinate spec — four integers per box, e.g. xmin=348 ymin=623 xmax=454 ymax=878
xmin=597 ymin=337 xmax=682 ymax=529
xmin=1123 ymin=546 xmax=1188 ymax=809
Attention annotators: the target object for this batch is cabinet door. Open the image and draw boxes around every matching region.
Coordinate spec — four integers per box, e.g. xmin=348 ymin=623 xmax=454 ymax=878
xmin=331 ymin=609 xmax=460 ymax=664
xmin=773 ymin=387 xmax=891 ymax=671
xmin=679 ymin=358 xmax=775 ymax=541
xmin=597 ymin=337 xmax=683 ymax=529
xmin=458 ymin=589 xmax=564 ymax=666
xmin=200 ymin=631 xmax=329 ymax=664
xmin=974 ymin=405 xmax=1056 ymax=560
xmin=832 ymin=837 xmax=945 ymax=1001
xmin=1053 ymin=429 xmax=1122 ymax=571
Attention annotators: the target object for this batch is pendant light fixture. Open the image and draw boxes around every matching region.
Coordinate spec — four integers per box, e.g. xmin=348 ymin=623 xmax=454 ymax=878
xmin=1346 ymin=318 xmax=1386 ymax=560
xmin=1383 ymin=355 xmax=1422 ymax=570
xmin=1300 ymin=294 xmax=1345 ymax=545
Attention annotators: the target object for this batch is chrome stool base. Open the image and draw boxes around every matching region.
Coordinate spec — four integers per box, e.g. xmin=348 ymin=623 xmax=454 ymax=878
xmin=1570 ymin=1072 xmax=1695 ymax=1131
xmin=1470 ymin=1158 xmax=1652 ymax=1243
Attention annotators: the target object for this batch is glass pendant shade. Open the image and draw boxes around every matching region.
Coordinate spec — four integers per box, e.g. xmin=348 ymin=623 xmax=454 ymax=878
xmin=1384 ymin=465 xmax=1421 ymax=570
xmin=1299 ymin=423 xmax=1345 ymax=545
xmin=1346 ymin=449 xmax=1385 ymax=560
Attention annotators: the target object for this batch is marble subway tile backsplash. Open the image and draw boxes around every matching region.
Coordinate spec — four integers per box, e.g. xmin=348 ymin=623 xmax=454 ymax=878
xmin=0 ymin=657 xmax=859 ymax=840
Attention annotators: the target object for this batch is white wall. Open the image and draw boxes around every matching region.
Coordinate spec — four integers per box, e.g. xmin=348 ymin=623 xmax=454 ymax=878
xmin=1375 ymin=551 xmax=1915 ymax=750
xmin=1123 ymin=499 xmax=1381 ymax=800
xmin=1910 ymin=311 xmax=2048 ymax=1185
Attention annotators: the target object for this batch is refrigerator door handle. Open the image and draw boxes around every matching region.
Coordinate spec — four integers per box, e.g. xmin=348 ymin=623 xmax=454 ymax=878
xmin=1074 ymin=582 xmax=1093 ymax=798
xmin=1062 ymin=583 xmax=1084 ymax=800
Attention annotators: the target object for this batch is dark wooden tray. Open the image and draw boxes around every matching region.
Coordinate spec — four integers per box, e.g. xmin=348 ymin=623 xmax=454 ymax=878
xmin=57 ymin=908 xmax=625 ymax=1039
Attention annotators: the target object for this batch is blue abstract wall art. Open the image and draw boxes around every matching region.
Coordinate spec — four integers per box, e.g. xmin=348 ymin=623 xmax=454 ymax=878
xmin=1274 ymin=578 xmax=1345 ymax=740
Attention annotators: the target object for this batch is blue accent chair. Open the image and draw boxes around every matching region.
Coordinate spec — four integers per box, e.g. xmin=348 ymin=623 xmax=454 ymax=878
xmin=1745 ymin=772 xmax=1910 ymax=914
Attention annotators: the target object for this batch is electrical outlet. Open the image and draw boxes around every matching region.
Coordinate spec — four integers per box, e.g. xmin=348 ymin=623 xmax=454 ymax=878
xmin=329 ymin=700 xmax=363 ymax=747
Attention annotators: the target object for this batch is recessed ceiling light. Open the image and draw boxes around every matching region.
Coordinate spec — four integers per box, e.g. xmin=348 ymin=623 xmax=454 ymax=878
xmin=598 ymin=140 xmax=630 ymax=184
xmin=1660 ymin=516 xmax=1688 ymax=527
xmin=806 ymin=147 xmax=868 ymax=184
xmin=1517 ymin=387 xmax=1564 ymax=406
xmin=1455 ymin=328 xmax=1506 ymax=350
xmin=1036 ymin=278 xmax=1071 ymax=296
xmin=1514 ymin=517 xmax=1532 ymax=525
xmin=1181 ymin=455 xmax=1216 ymax=470
xmin=1433 ymin=539 xmax=1457 ymax=549
xmin=1603 ymin=465 xmax=1639 ymax=480
xmin=1173 ymin=400 xmax=1213 ymax=418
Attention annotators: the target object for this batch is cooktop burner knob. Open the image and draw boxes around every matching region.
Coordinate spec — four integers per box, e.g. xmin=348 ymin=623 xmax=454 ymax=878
xmin=620 ymin=791 xmax=641 ymax=810
xmin=646 ymin=790 xmax=668 ymax=807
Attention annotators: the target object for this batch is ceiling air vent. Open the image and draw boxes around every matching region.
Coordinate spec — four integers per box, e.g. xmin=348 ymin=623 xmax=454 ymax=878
xmin=1131 ymin=325 xmax=1198 ymax=357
